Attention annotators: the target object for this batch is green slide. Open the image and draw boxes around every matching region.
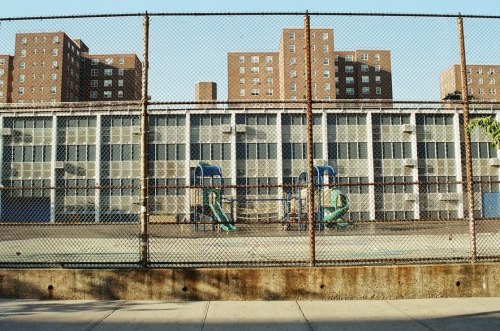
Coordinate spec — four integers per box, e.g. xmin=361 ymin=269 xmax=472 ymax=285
xmin=209 ymin=199 xmax=237 ymax=232
xmin=322 ymin=189 xmax=350 ymax=228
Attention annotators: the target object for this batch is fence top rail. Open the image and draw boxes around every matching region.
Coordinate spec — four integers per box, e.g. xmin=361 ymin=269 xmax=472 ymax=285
xmin=1 ymin=11 xmax=499 ymax=22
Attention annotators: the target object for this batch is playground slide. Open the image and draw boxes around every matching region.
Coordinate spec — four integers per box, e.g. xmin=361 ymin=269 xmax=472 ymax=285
xmin=209 ymin=200 xmax=237 ymax=232
xmin=322 ymin=189 xmax=350 ymax=224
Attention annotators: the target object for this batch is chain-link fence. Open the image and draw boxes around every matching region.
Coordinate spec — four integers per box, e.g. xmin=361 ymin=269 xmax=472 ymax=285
xmin=0 ymin=12 xmax=498 ymax=268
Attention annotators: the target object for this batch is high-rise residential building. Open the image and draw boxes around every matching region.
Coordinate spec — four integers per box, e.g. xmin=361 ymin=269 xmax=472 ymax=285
xmin=228 ymin=52 xmax=280 ymax=100
xmin=80 ymin=53 xmax=142 ymax=101
xmin=1 ymin=32 xmax=142 ymax=105
xmin=0 ymin=55 xmax=14 ymax=103
xmin=440 ymin=64 xmax=500 ymax=102
xmin=227 ymin=28 xmax=393 ymax=102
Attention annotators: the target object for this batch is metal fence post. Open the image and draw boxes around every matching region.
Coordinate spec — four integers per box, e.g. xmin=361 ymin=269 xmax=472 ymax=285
xmin=457 ymin=14 xmax=477 ymax=263
xmin=140 ymin=12 xmax=150 ymax=267
xmin=304 ymin=12 xmax=316 ymax=267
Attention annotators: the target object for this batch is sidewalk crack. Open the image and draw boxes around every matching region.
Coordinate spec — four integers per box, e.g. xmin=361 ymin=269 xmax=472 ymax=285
xmin=84 ymin=300 xmax=127 ymax=331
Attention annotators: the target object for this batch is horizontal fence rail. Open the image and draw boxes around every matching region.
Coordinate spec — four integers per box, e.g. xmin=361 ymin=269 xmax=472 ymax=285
xmin=0 ymin=12 xmax=498 ymax=268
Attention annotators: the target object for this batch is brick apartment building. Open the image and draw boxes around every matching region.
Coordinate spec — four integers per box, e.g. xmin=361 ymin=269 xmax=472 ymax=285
xmin=227 ymin=28 xmax=392 ymax=102
xmin=440 ymin=64 xmax=500 ymax=102
xmin=0 ymin=32 xmax=141 ymax=104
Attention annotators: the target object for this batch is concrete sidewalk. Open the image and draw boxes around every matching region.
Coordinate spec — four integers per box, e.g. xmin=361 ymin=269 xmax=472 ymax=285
xmin=0 ymin=298 xmax=498 ymax=330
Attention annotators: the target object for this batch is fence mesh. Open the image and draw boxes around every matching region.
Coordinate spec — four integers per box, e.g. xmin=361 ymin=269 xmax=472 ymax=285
xmin=0 ymin=12 xmax=498 ymax=268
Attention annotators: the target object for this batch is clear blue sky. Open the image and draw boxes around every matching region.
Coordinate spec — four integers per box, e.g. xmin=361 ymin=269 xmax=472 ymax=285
xmin=1 ymin=1 xmax=499 ymax=101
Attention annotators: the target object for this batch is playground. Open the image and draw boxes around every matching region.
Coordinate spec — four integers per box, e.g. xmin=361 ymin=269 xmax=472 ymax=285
xmin=189 ymin=163 xmax=351 ymax=234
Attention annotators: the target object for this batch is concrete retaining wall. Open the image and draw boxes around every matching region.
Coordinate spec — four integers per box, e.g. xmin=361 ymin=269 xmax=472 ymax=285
xmin=0 ymin=263 xmax=498 ymax=300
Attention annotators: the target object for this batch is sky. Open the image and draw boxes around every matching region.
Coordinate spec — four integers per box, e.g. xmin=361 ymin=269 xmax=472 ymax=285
xmin=1 ymin=1 xmax=499 ymax=102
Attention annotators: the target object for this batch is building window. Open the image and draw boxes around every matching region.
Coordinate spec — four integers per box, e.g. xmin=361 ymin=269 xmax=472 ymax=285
xmin=91 ymin=69 xmax=98 ymax=76
xmin=489 ymin=78 xmax=496 ymax=84
xmin=239 ymin=78 xmax=245 ymax=84
xmin=118 ymin=79 xmax=124 ymax=87
xmin=0 ymin=59 xmax=5 ymax=65
xmin=18 ymin=74 xmax=25 ymax=82
xmin=361 ymin=64 xmax=369 ymax=72
xmin=323 ymin=58 xmax=329 ymax=65
xmin=345 ymin=65 xmax=354 ymax=73
xmin=104 ymin=58 xmax=113 ymax=65
xmin=476 ymin=68 xmax=483 ymax=74
xmin=20 ymin=50 xmax=26 ymax=57
xmin=251 ymin=56 xmax=259 ymax=63
xmin=346 ymin=77 xmax=354 ymax=84
xmin=374 ymin=53 xmax=380 ymax=60
xmin=119 ymin=58 xmax=125 ymax=64
xmin=265 ymin=56 xmax=273 ymax=63
xmin=18 ymin=87 xmax=24 ymax=95
xmin=118 ymin=91 xmax=124 ymax=98
xmin=91 ymin=80 xmax=98 ymax=87
xmin=52 ymin=36 xmax=59 ymax=44
xmin=117 ymin=68 xmax=124 ymax=76
xmin=468 ymin=88 xmax=473 ymax=94
xmin=104 ymin=91 xmax=112 ymax=98
xmin=50 ymin=73 xmax=57 ymax=81
xmin=290 ymin=83 xmax=297 ymax=91
xmin=104 ymin=69 xmax=113 ymax=76
xmin=360 ymin=53 xmax=368 ymax=60
xmin=345 ymin=55 xmax=354 ymax=62
xmin=239 ymin=89 xmax=245 ymax=96
xmin=239 ymin=56 xmax=244 ymax=63
xmin=336 ymin=88 xmax=340 ymax=95
xmin=266 ymin=89 xmax=273 ymax=96
xmin=489 ymin=88 xmax=496 ymax=94
xmin=265 ymin=66 xmax=273 ymax=73
xmin=239 ymin=67 xmax=245 ymax=74
xmin=49 ymin=86 xmax=56 ymax=94
xmin=362 ymin=87 xmax=370 ymax=94
xmin=375 ymin=65 xmax=381 ymax=72
xmin=289 ymin=32 xmax=295 ymax=40
xmin=362 ymin=76 xmax=369 ymax=83
xmin=251 ymin=89 xmax=260 ymax=96
xmin=91 ymin=58 xmax=100 ymax=65
xmin=375 ymin=76 xmax=381 ymax=83
xmin=324 ymin=83 xmax=331 ymax=90
xmin=266 ymin=77 xmax=273 ymax=84
xmin=322 ymin=32 xmax=329 ymax=40
xmin=478 ymin=88 xmax=484 ymax=95
xmin=289 ymin=45 xmax=296 ymax=53
xmin=251 ymin=67 xmax=259 ymax=73
xmin=323 ymin=45 xmax=329 ymax=52
xmin=467 ymin=78 xmax=472 ymax=84
xmin=323 ymin=70 xmax=330 ymax=78
xmin=52 ymin=49 xmax=58 ymax=56
xmin=104 ymin=80 xmax=112 ymax=87
xmin=346 ymin=88 xmax=355 ymax=95
xmin=252 ymin=78 xmax=260 ymax=85
xmin=478 ymin=78 xmax=484 ymax=84
xmin=290 ymin=57 xmax=297 ymax=65
xmin=290 ymin=70 xmax=297 ymax=78
xmin=376 ymin=87 xmax=382 ymax=95
xmin=0 ymin=80 xmax=3 ymax=87
xmin=90 ymin=91 xmax=98 ymax=99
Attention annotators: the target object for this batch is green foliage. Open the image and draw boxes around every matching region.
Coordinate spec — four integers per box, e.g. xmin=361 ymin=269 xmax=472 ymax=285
xmin=467 ymin=117 xmax=500 ymax=149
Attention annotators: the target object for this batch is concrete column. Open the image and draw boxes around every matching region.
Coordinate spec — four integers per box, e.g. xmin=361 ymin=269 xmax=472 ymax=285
xmin=366 ymin=112 xmax=376 ymax=220
xmin=95 ymin=114 xmax=102 ymax=223
xmin=0 ymin=116 xmax=3 ymax=220
xmin=230 ymin=112 xmax=237 ymax=200
xmin=322 ymin=110 xmax=328 ymax=169
xmin=276 ymin=111 xmax=284 ymax=209
xmin=50 ymin=115 xmax=58 ymax=223
xmin=184 ymin=112 xmax=191 ymax=219
xmin=453 ymin=111 xmax=465 ymax=218
xmin=410 ymin=112 xmax=420 ymax=219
